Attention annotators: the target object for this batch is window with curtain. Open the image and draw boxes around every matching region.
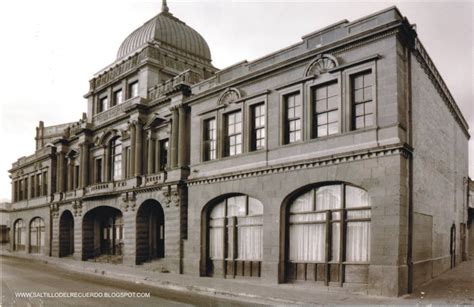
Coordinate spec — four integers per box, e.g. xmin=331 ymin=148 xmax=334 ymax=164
xmin=14 ymin=219 xmax=25 ymax=251
xmin=285 ymin=92 xmax=302 ymax=144
xmin=110 ymin=138 xmax=122 ymax=181
xmin=203 ymin=118 xmax=217 ymax=161
xmin=209 ymin=195 xmax=263 ymax=261
xmin=224 ymin=111 xmax=242 ymax=156
xmin=129 ymin=81 xmax=139 ymax=98
xmin=251 ymin=103 xmax=265 ymax=151
xmin=29 ymin=217 xmax=45 ymax=253
xmin=114 ymin=89 xmax=123 ymax=106
xmin=288 ymin=184 xmax=370 ymax=264
xmin=351 ymin=71 xmax=374 ymax=130
xmin=313 ymin=82 xmax=339 ymax=137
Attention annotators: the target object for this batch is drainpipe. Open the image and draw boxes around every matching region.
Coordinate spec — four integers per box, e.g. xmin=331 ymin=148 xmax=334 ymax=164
xmin=406 ymin=41 xmax=414 ymax=294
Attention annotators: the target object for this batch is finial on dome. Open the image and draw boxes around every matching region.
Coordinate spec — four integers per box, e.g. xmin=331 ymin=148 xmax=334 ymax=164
xmin=162 ymin=0 xmax=169 ymax=13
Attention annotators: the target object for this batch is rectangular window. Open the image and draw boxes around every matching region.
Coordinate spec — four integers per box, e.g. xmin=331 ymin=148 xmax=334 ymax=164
xmin=30 ymin=175 xmax=35 ymax=198
xmin=225 ymin=111 xmax=242 ymax=156
xmin=352 ymin=71 xmax=374 ymax=130
xmin=113 ymin=89 xmax=123 ymax=106
xmin=203 ymin=118 xmax=217 ymax=161
xmin=36 ymin=173 xmax=42 ymax=197
xmin=159 ymin=139 xmax=169 ymax=171
xmin=95 ymin=159 xmax=103 ymax=183
xmin=125 ymin=147 xmax=131 ymax=177
xmin=24 ymin=178 xmax=28 ymax=200
xmin=251 ymin=103 xmax=265 ymax=151
xmin=42 ymin=171 xmax=48 ymax=195
xmin=285 ymin=93 xmax=302 ymax=144
xmin=313 ymin=82 xmax=339 ymax=137
xmin=129 ymin=81 xmax=138 ymax=98
xmin=99 ymin=97 xmax=108 ymax=113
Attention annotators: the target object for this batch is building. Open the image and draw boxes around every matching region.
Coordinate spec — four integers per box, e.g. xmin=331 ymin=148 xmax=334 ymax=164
xmin=0 ymin=202 xmax=11 ymax=248
xmin=6 ymin=3 xmax=470 ymax=297
xmin=468 ymin=178 xmax=474 ymax=260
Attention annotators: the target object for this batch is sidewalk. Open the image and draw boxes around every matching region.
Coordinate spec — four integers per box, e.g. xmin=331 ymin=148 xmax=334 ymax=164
xmin=1 ymin=251 xmax=472 ymax=305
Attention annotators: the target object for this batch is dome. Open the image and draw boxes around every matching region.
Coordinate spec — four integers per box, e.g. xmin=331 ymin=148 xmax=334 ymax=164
xmin=117 ymin=11 xmax=211 ymax=61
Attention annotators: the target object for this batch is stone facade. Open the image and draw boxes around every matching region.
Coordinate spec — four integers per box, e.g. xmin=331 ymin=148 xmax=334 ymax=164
xmin=6 ymin=5 xmax=470 ymax=297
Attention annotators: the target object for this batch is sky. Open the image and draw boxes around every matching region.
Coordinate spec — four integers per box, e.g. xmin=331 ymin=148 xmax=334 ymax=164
xmin=0 ymin=0 xmax=472 ymax=202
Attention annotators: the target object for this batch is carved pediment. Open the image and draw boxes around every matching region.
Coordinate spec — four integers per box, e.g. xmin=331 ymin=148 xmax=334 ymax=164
xmin=217 ymin=88 xmax=241 ymax=106
xmin=305 ymin=54 xmax=339 ymax=76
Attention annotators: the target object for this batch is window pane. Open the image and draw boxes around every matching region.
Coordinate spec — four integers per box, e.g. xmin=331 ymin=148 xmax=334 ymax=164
xmin=354 ymin=89 xmax=364 ymax=103
xmin=316 ymin=99 xmax=327 ymax=113
xmin=317 ymin=125 xmax=327 ymax=137
xmin=327 ymin=96 xmax=338 ymax=110
xmin=227 ymin=196 xmax=246 ymax=217
xmin=289 ymin=224 xmax=325 ymax=262
xmin=328 ymin=110 xmax=338 ymax=123
xmin=317 ymin=113 xmax=327 ymax=125
xmin=346 ymin=221 xmax=370 ymax=262
xmin=346 ymin=186 xmax=369 ymax=208
xmin=328 ymin=122 xmax=339 ymax=135
xmin=316 ymin=185 xmax=341 ymax=210
xmin=238 ymin=224 xmax=263 ymax=260
xmin=290 ymin=190 xmax=313 ymax=213
xmin=210 ymin=202 xmax=225 ymax=218
xmin=209 ymin=227 xmax=224 ymax=259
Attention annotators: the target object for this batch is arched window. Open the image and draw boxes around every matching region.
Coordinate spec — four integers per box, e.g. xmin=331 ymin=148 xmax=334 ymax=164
xmin=286 ymin=184 xmax=370 ymax=283
xmin=14 ymin=219 xmax=25 ymax=251
xmin=207 ymin=195 xmax=263 ymax=277
xmin=110 ymin=138 xmax=122 ymax=181
xmin=29 ymin=217 xmax=45 ymax=254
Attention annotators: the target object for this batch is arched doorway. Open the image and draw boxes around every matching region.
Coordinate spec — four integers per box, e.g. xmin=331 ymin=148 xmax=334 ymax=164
xmin=136 ymin=200 xmax=165 ymax=264
xmin=29 ymin=217 xmax=45 ymax=254
xmin=202 ymin=194 xmax=263 ymax=278
xmin=59 ymin=211 xmax=74 ymax=257
xmin=82 ymin=206 xmax=123 ymax=262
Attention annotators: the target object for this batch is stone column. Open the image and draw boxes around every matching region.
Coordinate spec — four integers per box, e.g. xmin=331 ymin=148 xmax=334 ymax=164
xmin=178 ymin=106 xmax=188 ymax=167
xmin=147 ymin=131 xmax=155 ymax=174
xmin=73 ymin=214 xmax=83 ymax=261
xmin=122 ymin=208 xmax=137 ymax=266
xmin=170 ymin=108 xmax=179 ymax=168
xmin=130 ymin=123 xmax=136 ymax=176
xmin=134 ymin=121 xmax=143 ymax=176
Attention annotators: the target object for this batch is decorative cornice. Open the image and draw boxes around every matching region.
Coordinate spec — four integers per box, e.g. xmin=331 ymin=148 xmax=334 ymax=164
xmin=188 ymin=144 xmax=413 ymax=186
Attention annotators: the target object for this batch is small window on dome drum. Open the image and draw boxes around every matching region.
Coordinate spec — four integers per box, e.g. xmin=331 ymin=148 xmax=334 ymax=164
xmin=129 ymin=82 xmax=139 ymax=99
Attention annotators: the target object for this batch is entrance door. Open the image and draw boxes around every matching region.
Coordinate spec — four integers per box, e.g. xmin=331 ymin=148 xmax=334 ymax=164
xmin=149 ymin=208 xmax=164 ymax=259
xmin=100 ymin=215 xmax=123 ymax=256
xmin=136 ymin=200 xmax=165 ymax=264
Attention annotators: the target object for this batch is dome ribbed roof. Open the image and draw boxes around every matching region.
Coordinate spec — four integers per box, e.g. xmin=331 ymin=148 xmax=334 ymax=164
xmin=117 ymin=12 xmax=211 ymax=61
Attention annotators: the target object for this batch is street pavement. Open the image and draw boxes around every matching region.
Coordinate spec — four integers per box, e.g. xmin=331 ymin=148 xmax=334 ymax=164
xmin=0 ymin=256 xmax=263 ymax=306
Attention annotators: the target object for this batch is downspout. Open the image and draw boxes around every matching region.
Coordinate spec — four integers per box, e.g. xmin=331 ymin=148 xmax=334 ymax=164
xmin=406 ymin=38 xmax=414 ymax=294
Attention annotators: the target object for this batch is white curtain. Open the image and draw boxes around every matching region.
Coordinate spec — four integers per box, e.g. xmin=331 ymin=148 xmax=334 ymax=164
xmin=238 ymin=216 xmax=263 ymax=260
xmin=209 ymin=224 xmax=224 ymax=260
xmin=289 ymin=223 xmax=325 ymax=262
xmin=209 ymin=196 xmax=264 ymax=261
xmin=346 ymin=221 xmax=370 ymax=262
